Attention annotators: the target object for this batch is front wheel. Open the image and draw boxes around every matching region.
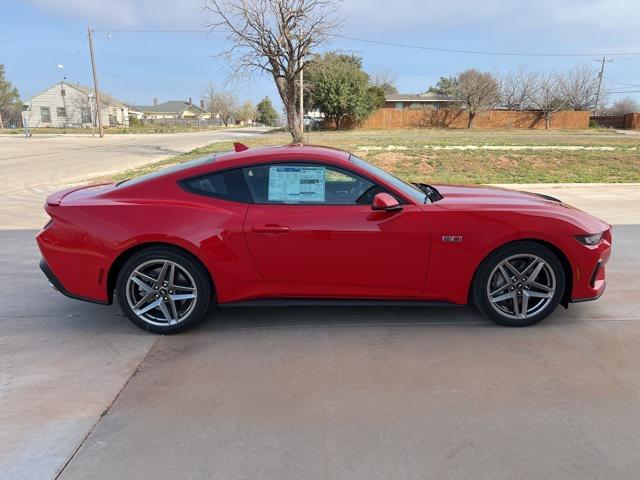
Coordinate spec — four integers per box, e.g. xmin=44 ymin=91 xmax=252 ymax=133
xmin=473 ymin=242 xmax=565 ymax=327
xmin=116 ymin=247 xmax=212 ymax=334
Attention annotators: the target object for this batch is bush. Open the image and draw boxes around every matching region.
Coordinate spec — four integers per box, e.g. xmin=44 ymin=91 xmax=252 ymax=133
xmin=129 ymin=115 xmax=141 ymax=127
xmin=588 ymin=119 xmax=598 ymax=128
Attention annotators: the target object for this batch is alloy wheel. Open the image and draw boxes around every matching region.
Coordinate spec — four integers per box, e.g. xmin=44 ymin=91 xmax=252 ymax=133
xmin=125 ymin=259 xmax=198 ymax=326
xmin=486 ymin=254 xmax=556 ymax=320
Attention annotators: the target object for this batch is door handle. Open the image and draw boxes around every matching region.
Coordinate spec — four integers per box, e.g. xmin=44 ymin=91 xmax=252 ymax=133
xmin=251 ymin=225 xmax=291 ymax=234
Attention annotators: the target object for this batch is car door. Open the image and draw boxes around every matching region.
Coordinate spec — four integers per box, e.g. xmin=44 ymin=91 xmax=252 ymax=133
xmin=242 ymin=162 xmax=430 ymax=299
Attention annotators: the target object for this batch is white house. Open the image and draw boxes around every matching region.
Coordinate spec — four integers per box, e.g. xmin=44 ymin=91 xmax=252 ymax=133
xmin=132 ymin=99 xmax=210 ymax=120
xmin=25 ymin=82 xmax=129 ymax=128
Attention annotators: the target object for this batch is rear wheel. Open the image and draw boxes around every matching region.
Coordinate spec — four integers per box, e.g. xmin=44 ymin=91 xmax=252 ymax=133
xmin=116 ymin=247 xmax=212 ymax=334
xmin=473 ymin=242 xmax=565 ymax=327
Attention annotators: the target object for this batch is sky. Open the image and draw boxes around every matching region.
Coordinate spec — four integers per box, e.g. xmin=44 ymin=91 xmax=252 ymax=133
xmin=2 ymin=0 xmax=640 ymax=108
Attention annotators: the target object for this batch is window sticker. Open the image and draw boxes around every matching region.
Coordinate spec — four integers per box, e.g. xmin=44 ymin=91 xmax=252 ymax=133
xmin=268 ymin=166 xmax=325 ymax=203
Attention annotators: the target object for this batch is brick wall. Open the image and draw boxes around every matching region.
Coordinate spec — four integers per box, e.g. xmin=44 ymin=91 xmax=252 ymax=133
xmin=325 ymin=109 xmax=590 ymax=130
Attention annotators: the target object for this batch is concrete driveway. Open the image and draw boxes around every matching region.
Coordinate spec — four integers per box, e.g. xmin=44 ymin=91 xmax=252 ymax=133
xmin=0 ymin=128 xmax=268 ymax=229
xmin=2 ymin=220 xmax=639 ymax=480
xmin=1 ymin=134 xmax=640 ymax=479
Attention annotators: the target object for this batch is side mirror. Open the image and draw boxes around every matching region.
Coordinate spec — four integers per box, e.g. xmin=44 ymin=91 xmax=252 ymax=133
xmin=371 ymin=192 xmax=402 ymax=212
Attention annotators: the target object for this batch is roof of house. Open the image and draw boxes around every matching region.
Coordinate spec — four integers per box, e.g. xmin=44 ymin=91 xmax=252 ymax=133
xmin=386 ymin=92 xmax=458 ymax=102
xmin=133 ymin=101 xmax=206 ymax=114
xmin=28 ymin=82 xmax=128 ymax=107
xmin=70 ymin=83 xmax=127 ymax=107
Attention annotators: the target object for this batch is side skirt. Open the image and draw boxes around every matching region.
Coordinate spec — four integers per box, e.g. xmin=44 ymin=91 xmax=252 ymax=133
xmin=219 ymin=298 xmax=464 ymax=308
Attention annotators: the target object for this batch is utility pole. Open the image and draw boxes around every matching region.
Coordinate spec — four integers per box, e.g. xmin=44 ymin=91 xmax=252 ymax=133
xmin=88 ymin=27 xmax=104 ymax=138
xmin=594 ymin=56 xmax=613 ymax=116
xmin=299 ymin=65 xmax=304 ymax=139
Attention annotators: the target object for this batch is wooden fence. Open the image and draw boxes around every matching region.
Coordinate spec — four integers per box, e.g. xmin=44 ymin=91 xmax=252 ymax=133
xmin=346 ymin=109 xmax=590 ymax=130
xmin=624 ymin=113 xmax=640 ymax=129
xmin=590 ymin=115 xmax=625 ymax=129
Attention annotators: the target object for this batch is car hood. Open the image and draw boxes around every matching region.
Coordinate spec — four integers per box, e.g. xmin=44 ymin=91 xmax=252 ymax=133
xmin=432 ymin=184 xmax=611 ymax=233
xmin=434 ymin=184 xmax=563 ymax=206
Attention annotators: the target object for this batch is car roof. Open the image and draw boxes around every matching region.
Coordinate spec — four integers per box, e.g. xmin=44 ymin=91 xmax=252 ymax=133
xmin=214 ymin=144 xmax=352 ymax=166
xmin=114 ymin=144 xmax=354 ymax=191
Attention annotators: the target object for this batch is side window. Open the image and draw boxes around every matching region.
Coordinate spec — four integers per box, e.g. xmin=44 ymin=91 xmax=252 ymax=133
xmin=243 ymin=163 xmax=380 ymax=205
xmin=180 ymin=168 xmax=252 ymax=203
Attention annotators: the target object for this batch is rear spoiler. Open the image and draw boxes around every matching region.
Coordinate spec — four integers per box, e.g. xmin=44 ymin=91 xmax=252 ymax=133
xmin=45 ymin=183 xmax=111 ymax=206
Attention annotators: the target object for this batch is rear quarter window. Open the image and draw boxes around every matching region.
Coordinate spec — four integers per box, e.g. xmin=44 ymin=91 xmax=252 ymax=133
xmin=180 ymin=168 xmax=252 ymax=203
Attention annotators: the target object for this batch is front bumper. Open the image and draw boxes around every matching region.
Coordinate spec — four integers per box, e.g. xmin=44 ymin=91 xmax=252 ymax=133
xmin=569 ymin=230 xmax=612 ymax=303
xmin=39 ymin=258 xmax=109 ymax=305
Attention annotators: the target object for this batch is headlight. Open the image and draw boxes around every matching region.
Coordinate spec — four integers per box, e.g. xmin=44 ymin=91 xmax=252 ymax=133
xmin=575 ymin=232 xmax=603 ymax=245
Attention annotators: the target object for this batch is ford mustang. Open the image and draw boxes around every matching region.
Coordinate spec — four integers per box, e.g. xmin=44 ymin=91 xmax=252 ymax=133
xmin=37 ymin=143 xmax=611 ymax=333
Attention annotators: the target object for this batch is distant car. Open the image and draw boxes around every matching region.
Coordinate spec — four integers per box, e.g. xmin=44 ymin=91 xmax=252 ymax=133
xmin=37 ymin=144 xmax=611 ymax=333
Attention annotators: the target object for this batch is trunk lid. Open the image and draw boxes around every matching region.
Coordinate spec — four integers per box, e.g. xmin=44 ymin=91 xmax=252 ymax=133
xmin=46 ymin=183 xmax=116 ymax=206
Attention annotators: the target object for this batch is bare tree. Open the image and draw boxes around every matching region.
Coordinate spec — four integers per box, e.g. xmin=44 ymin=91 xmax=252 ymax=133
xmin=530 ymin=72 xmax=566 ymax=129
xmin=370 ymin=68 xmax=398 ymax=95
xmin=203 ymin=82 xmax=238 ymax=126
xmin=500 ymin=67 xmax=536 ymax=110
xmin=559 ymin=64 xmax=601 ymax=111
xmin=205 ymin=0 xmax=342 ymax=142
xmin=605 ymin=96 xmax=640 ymax=116
xmin=455 ymin=69 xmax=500 ymax=128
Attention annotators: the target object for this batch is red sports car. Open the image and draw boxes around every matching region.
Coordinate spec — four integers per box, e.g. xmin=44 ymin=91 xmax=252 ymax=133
xmin=37 ymin=144 xmax=611 ymax=333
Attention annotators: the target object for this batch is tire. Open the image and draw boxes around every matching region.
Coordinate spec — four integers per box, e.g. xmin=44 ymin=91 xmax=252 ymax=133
xmin=472 ymin=242 xmax=565 ymax=327
xmin=115 ymin=247 xmax=212 ymax=334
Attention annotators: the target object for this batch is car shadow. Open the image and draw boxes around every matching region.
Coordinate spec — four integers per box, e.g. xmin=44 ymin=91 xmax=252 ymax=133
xmin=196 ymin=304 xmax=492 ymax=333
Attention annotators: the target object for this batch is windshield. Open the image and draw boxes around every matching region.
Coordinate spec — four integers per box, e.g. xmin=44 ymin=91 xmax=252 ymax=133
xmin=116 ymin=155 xmax=215 ymax=187
xmin=350 ymin=155 xmax=427 ymax=203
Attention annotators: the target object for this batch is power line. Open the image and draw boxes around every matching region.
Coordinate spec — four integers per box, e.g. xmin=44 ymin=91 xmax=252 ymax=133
xmin=91 ymin=28 xmax=640 ymax=58
xmin=332 ymin=34 xmax=640 ymax=57
xmin=94 ymin=29 xmax=207 ymax=33
xmin=603 ymin=77 xmax=640 ymax=88
xmin=604 ymin=89 xmax=640 ymax=94
xmin=62 ymin=33 xmax=89 ymax=80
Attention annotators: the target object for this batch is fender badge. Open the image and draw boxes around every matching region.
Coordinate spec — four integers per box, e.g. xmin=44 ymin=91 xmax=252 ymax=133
xmin=442 ymin=235 xmax=463 ymax=243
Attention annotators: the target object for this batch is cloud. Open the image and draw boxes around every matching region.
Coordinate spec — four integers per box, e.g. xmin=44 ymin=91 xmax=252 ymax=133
xmin=25 ymin=0 xmax=640 ymax=53
xmin=342 ymin=0 xmax=640 ymax=33
xmin=25 ymin=0 xmax=205 ymax=28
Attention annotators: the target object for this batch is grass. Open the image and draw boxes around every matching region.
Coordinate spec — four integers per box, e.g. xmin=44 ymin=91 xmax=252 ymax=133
xmin=106 ymin=128 xmax=640 ymax=184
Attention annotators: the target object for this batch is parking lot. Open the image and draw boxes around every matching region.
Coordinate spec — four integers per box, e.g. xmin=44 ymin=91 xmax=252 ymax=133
xmin=1 ymin=134 xmax=640 ymax=479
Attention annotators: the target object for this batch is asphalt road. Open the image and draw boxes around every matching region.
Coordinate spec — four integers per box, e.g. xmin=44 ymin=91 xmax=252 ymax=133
xmin=1 ymin=132 xmax=640 ymax=479
xmin=0 ymin=128 xmax=268 ymax=229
